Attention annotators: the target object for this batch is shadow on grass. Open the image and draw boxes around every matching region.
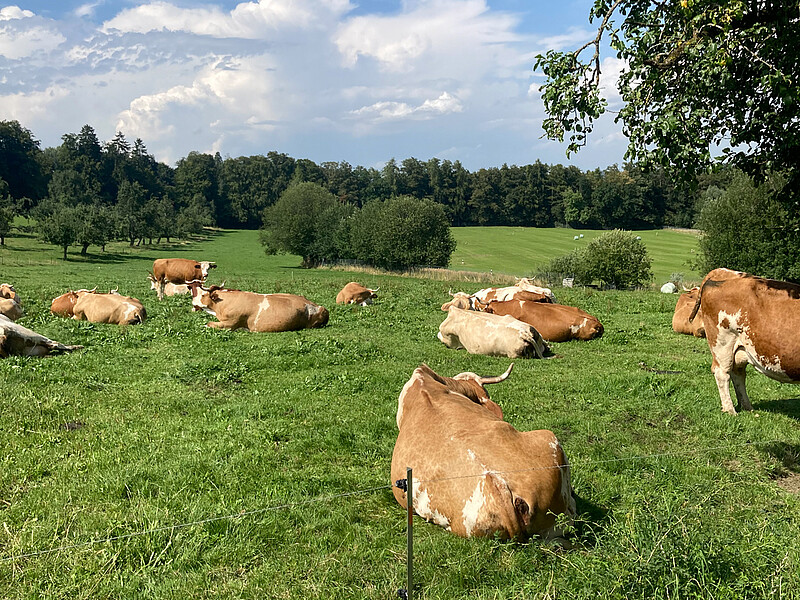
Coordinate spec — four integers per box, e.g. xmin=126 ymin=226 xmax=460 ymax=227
xmin=755 ymin=396 xmax=800 ymax=420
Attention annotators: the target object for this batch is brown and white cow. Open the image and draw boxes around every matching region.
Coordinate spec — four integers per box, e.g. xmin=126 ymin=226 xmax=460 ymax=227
xmin=189 ymin=284 xmax=329 ymax=332
xmin=391 ymin=364 xmax=575 ymax=539
xmin=438 ymin=306 xmax=549 ymax=358
xmin=672 ymin=287 xmax=705 ymax=338
xmin=690 ymin=267 xmax=800 ymax=414
xmin=474 ymin=278 xmax=556 ymax=305
xmin=52 ymin=290 xmax=146 ymax=325
xmin=147 ymin=275 xmax=190 ymax=297
xmin=483 ymin=300 xmax=603 ymax=342
xmin=0 ymin=314 xmax=82 ymax=358
xmin=151 ymin=258 xmax=216 ymax=300
xmin=0 ymin=283 xmax=23 ymax=321
xmin=336 ymin=282 xmax=378 ymax=306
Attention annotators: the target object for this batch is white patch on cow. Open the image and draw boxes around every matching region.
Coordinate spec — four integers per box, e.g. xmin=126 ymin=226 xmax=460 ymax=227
xmin=396 ymin=370 xmax=424 ymax=428
xmin=462 ymin=478 xmax=486 ymax=537
xmin=121 ymin=302 xmax=138 ymax=323
xmin=306 ymin=303 xmax=324 ymax=316
xmin=736 ymin=321 xmax=793 ymax=383
xmin=466 ymin=449 xmax=476 ymax=461
xmin=254 ymin=296 xmax=271 ymax=325
xmin=570 ymin=318 xmax=589 ymax=335
xmin=549 ymin=439 xmax=560 ymax=461
xmin=412 ymin=481 xmax=450 ymax=529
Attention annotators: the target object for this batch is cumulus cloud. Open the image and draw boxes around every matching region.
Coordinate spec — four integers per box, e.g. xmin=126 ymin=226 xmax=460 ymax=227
xmin=0 ymin=85 xmax=71 ymax=121
xmin=102 ymin=0 xmax=353 ymax=38
xmin=0 ymin=6 xmax=34 ymax=21
xmin=350 ymin=91 xmax=463 ymax=123
xmin=0 ymin=14 xmax=66 ymax=59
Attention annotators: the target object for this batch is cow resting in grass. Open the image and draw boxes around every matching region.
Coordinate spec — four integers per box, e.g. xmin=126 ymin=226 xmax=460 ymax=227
xmin=690 ymin=268 xmax=800 ymax=414
xmin=391 ymin=364 xmax=575 ymax=539
xmin=51 ymin=290 xmax=146 ymax=325
xmin=0 ymin=283 xmax=23 ymax=321
xmin=189 ymin=284 xmax=329 ymax=332
xmin=473 ymin=278 xmax=556 ymax=304
xmin=483 ymin=300 xmax=603 ymax=342
xmin=0 ymin=314 xmax=82 ymax=357
xmin=438 ymin=306 xmax=548 ymax=358
xmin=672 ymin=287 xmax=705 ymax=338
xmin=147 ymin=276 xmax=190 ymax=297
xmin=151 ymin=258 xmax=216 ymax=300
xmin=336 ymin=282 xmax=378 ymax=306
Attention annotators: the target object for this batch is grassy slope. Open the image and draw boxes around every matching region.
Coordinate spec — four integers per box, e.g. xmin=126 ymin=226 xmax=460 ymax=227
xmin=1 ymin=230 xmax=799 ymax=599
xmin=450 ymin=227 xmax=701 ymax=286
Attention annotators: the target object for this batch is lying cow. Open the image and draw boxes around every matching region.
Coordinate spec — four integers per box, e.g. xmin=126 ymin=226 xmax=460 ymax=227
xmin=484 ymin=300 xmax=603 ymax=342
xmin=151 ymin=258 xmax=216 ymax=300
xmin=51 ymin=290 xmax=146 ymax=325
xmin=147 ymin=275 xmax=190 ymax=297
xmin=391 ymin=363 xmax=575 ymax=539
xmin=438 ymin=306 xmax=548 ymax=358
xmin=0 ymin=283 xmax=23 ymax=321
xmin=690 ymin=267 xmax=800 ymax=415
xmin=0 ymin=314 xmax=82 ymax=357
xmin=474 ymin=278 xmax=556 ymax=304
xmin=189 ymin=284 xmax=329 ymax=332
xmin=336 ymin=282 xmax=378 ymax=306
xmin=672 ymin=287 xmax=705 ymax=338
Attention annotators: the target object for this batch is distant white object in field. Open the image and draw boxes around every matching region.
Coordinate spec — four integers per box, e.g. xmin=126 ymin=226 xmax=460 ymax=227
xmin=562 ymin=278 xmax=574 ymax=288
xmin=661 ymin=282 xmax=678 ymax=294
xmin=573 ymin=235 xmax=579 ymax=240
xmin=636 ymin=236 xmax=642 ymax=240
xmin=579 ymin=234 xmax=584 ymax=238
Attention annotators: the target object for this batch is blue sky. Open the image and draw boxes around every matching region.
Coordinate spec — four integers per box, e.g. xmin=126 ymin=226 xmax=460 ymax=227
xmin=0 ymin=1 xmax=627 ymax=170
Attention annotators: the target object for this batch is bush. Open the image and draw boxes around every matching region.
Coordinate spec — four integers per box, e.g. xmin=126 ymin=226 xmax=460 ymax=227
xmin=696 ymin=173 xmax=797 ymax=280
xmin=349 ymin=196 xmax=456 ymax=271
xmin=536 ymin=249 xmax=592 ymax=286
xmin=584 ymin=229 xmax=653 ymax=289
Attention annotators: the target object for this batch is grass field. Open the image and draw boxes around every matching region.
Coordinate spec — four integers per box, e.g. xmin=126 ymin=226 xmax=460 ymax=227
xmin=450 ymin=227 xmax=701 ymax=286
xmin=2 ymin=228 xmax=800 ymax=599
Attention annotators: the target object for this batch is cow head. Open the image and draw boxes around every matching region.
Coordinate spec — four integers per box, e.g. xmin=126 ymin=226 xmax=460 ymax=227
xmin=441 ymin=291 xmax=476 ymax=311
xmin=0 ymin=283 xmax=17 ymax=301
xmin=187 ymin=282 xmax=220 ymax=313
xmin=199 ymin=261 xmax=217 ymax=279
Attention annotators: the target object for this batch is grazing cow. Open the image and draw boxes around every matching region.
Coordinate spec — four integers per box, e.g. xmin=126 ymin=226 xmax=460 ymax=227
xmin=438 ymin=306 xmax=549 ymax=358
xmin=483 ymin=300 xmax=603 ymax=342
xmin=336 ymin=282 xmax=378 ymax=306
xmin=147 ymin=275 xmax=190 ymax=296
xmin=474 ymin=278 xmax=556 ymax=305
xmin=151 ymin=258 xmax=216 ymax=300
xmin=0 ymin=283 xmax=23 ymax=321
xmin=672 ymin=287 xmax=705 ymax=338
xmin=189 ymin=284 xmax=329 ymax=332
xmin=690 ymin=267 xmax=800 ymax=414
xmin=391 ymin=364 xmax=575 ymax=539
xmin=0 ymin=314 xmax=82 ymax=357
xmin=52 ymin=290 xmax=146 ymax=325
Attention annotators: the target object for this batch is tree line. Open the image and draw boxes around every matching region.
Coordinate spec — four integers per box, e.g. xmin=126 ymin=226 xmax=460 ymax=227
xmin=0 ymin=120 xmax=728 ymax=257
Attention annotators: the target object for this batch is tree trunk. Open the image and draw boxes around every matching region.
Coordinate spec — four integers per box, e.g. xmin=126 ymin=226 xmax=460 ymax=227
xmin=81 ymin=243 xmax=89 ymax=255
xmin=62 ymin=245 xmax=68 ymax=260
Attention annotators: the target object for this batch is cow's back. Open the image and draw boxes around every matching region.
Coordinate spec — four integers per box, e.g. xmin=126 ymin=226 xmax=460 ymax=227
xmin=438 ymin=308 xmax=545 ymax=358
xmin=487 ymin=301 xmax=602 ymax=342
xmin=213 ymin=291 xmax=328 ymax=332
xmin=153 ymin=258 xmax=200 ymax=283
xmin=74 ymin=294 xmax=146 ymax=325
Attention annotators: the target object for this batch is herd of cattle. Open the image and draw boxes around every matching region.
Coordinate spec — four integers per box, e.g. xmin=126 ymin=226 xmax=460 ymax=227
xmin=2 ymin=261 xmax=800 ymax=541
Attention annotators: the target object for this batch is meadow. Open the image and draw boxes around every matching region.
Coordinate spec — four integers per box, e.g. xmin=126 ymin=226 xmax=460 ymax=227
xmin=450 ymin=226 xmax=701 ymax=286
xmin=1 ymin=228 xmax=799 ymax=599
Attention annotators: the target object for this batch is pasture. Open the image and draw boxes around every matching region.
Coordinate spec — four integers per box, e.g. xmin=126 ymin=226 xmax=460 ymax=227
xmin=450 ymin=226 xmax=701 ymax=286
xmin=1 ymin=228 xmax=799 ymax=599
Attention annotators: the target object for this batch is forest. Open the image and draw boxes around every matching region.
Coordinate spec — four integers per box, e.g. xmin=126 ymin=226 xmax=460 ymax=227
xmin=0 ymin=120 xmax=730 ymax=256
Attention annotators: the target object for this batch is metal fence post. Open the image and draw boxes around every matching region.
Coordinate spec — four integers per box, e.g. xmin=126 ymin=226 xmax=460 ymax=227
xmin=395 ymin=466 xmax=413 ymax=600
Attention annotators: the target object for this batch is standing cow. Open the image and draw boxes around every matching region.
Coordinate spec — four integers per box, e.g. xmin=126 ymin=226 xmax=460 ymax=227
xmin=189 ymin=284 xmax=329 ymax=332
xmin=690 ymin=267 xmax=800 ymax=414
xmin=151 ymin=259 xmax=216 ymax=300
xmin=0 ymin=283 xmax=23 ymax=321
xmin=391 ymin=363 xmax=575 ymax=539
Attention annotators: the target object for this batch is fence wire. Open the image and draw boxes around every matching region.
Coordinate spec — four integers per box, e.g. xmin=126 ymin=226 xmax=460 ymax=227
xmin=0 ymin=438 xmax=791 ymax=563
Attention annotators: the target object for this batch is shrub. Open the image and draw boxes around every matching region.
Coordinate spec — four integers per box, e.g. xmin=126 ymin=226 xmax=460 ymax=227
xmin=584 ymin=229 xmax=653 ymax=289
xmin=536 ymin=249 xmax=592 ymax=287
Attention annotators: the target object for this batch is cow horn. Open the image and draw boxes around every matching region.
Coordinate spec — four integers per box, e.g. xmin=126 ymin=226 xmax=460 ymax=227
xmin=448 ymin=288 xmax=454 ymax=297
xmin=473 ymin=296 xmax=489 ymax=308
xmin=479 ymin=363 xmax=514 ymax=385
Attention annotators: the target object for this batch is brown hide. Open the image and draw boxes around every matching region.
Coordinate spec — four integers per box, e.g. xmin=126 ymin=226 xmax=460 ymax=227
xmin=336 ymin=282 xmax=377 ymax=305
xmin=484 ymin=300 xmax=603 ymax=342
xmin=672 ymin=288 xmax=705 ymax=337
xmin=73 ymin=292 xmax=146 ymax=325
xmin=51 ymin=291 xmax=81 ymax=317
xmin=391 ymin=365 xmax=575 ymax=539
xmin=152 ymin=258 xmax=215 ymax=300
xmin=191 ymin=286 xmax=329 ymax=332
xmin=0 ymin=284 xmax=22 ymax=321
xmin=696 ymin=267 xmax=800 ymax=414
xmin=0 ymin=314 xmax=82 ymax=358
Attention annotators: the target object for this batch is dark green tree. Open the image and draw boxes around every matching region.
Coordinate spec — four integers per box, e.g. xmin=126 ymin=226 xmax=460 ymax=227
xmin=584 ymin=229 xmax=653 ymax=289
xmin=33 ymin=199 xmax=81 ymax=260
xmin=0 ymin=180 xmax=14 ymax=245
xmin=0 ymin=120 xmax=47 ymax=210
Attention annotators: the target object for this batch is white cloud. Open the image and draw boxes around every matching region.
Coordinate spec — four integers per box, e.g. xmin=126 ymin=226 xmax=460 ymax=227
xmin=0 ymin=85 xmax=71 ymax=121
xmin=0 ymin=6 xmax=34 ymax=21
xmin=75 ymin=2 xmax=104 ymax=18
xmin=102 ymin=0 xmax=353 ymax=38
xmin=350 ymin=91 xmax=462 ymax=122
xmin=0 ymin=23 xmax=66 ymax=59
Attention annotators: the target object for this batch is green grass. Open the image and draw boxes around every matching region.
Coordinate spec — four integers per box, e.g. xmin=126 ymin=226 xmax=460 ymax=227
xmin=2 ymin=229 xmax=800 ymax=599
xmin=450 ymin=227 xmax=701 ymax=286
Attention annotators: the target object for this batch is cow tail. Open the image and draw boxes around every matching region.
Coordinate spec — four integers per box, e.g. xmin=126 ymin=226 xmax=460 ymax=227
xmin=688 ymin=285 xmax=703 ymax=323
